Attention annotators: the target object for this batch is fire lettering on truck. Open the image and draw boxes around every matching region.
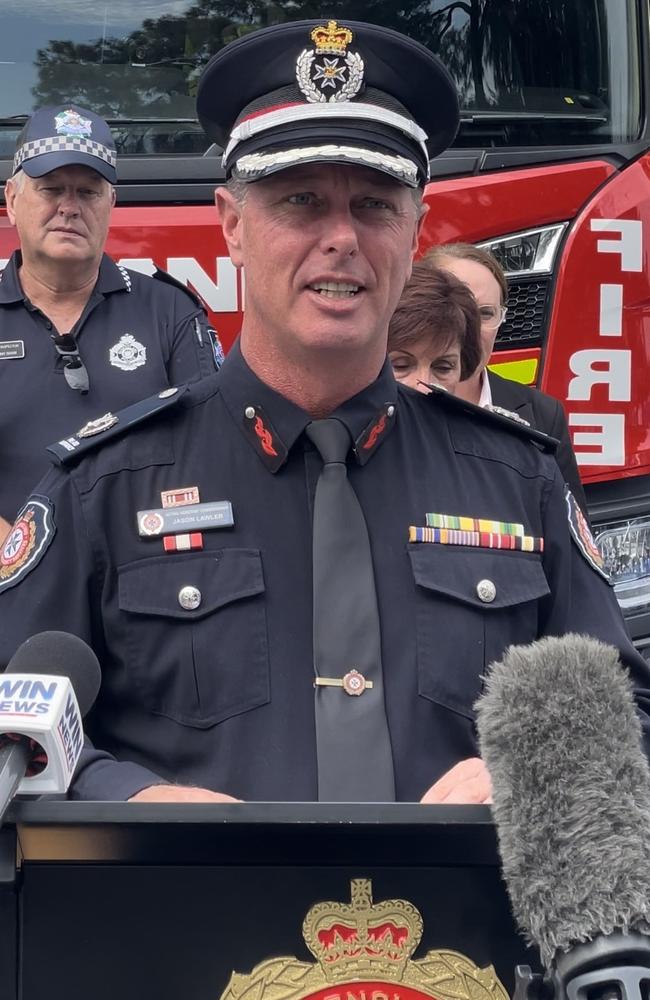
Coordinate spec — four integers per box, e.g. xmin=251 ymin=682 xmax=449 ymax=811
xmin=568 ymin=218 xmax=641 ymax=468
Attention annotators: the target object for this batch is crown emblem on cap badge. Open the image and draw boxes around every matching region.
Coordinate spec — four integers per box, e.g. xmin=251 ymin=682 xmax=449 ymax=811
xmin=302 ymin=879 xmax=423 ymax=983
xmin=296 ymin=20 xmax=364 ymax=103
xmin=311 ymin=20 xmax=353 ymax=54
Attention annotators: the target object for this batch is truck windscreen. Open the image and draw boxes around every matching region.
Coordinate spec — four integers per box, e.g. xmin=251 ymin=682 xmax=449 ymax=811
xmin=0 ymin=0 xmax=641 ymax=158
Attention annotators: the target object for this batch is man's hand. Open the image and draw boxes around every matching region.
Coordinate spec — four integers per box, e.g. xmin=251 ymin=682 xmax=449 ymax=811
xmin=420 ymin=757 xmax=492 ymax=804
xmin=129 ymin=785 xmax=241 ymax=803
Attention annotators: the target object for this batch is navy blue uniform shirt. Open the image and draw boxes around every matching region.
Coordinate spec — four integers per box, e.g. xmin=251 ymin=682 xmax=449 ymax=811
xmin=0 ymin=343 xmax=648 ymax=801
xmin=0 ymin=250 xmax=220 ymax=520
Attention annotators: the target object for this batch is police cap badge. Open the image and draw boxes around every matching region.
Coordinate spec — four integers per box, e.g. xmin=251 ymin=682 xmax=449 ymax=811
xmin=196 ymin=19 xmax=459 ymax=188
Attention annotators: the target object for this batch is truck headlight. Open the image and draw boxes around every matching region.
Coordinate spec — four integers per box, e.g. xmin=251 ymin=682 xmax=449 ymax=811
xmin=478 ymin=223 xmax=568 ymax=276
xmin=594 ymin=518 xmax=650 ymax=615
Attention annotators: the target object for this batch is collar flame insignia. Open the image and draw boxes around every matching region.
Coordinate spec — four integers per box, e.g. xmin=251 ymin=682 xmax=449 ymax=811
xmin=297 ymin=20 xmax=364 ymax=104
xmin=219 ymin=879 xmax=508 ymax=1000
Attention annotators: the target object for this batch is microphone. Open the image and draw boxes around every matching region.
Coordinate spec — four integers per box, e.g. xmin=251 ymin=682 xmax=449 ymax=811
xmin=0 ymin=631 xmax=101 ymax=821
xmin=475 ymin=634 xmax=650 ymax=1000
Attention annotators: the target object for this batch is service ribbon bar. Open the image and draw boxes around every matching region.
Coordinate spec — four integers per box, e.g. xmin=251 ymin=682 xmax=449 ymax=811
xmin=409 ymin=526 xmax=544 ymax=553
xmin=425 ymin=512 xmax=525 ymax=536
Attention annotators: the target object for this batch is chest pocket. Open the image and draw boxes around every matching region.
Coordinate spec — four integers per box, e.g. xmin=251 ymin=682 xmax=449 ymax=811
xmin=408 ymin=544 xmax=550 ymax=719
xmin=117 ymin=548 xmax=269 ymax=727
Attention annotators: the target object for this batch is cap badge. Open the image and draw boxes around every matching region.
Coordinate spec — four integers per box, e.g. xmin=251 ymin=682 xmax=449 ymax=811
xmin=77 ymin=412 xmax=118 ymax=438
xmin=54 ymin=109 xmax=92 ymax=138
xmin=296 ymin=20 xmax=364 ymax=104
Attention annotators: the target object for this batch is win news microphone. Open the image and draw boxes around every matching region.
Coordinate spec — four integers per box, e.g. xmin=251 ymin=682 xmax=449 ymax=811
xmin=0 ymin=631 xmax=101 ymax=822
xmin=475 ymin=634 xmax=650 ymax=1000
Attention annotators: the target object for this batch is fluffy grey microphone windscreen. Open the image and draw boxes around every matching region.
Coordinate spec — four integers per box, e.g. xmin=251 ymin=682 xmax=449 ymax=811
xmin=475 ymin=633 xmax=650 ymax=968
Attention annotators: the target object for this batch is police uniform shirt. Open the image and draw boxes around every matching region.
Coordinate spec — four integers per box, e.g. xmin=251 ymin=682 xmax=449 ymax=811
xmin=0 ymin=250 xmax=219 ymax=520
xmin=0 ymin=342 xmax=649 ymax=803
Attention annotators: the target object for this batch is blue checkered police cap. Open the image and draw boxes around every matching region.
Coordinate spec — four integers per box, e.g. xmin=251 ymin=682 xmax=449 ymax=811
xmin=13 ymin=105 xmax=117 ymax=184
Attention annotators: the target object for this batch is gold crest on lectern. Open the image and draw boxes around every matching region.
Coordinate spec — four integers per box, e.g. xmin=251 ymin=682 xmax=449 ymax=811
xmin=219 ymin=879 xmax=508 ymax=1000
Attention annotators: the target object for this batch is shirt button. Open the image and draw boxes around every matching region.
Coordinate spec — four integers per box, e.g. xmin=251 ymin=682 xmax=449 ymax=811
xmin=476 ymin=579 xmax=497 ymax=603
xmin=178 ymin=585 xmax=201 ymax=611
xmin=244 ymin=406 xmax=256 ymax=419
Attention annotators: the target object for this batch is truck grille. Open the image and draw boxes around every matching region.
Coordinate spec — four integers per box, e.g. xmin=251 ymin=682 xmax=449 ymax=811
xmin=496 ymin=276 xmax=550 ymax=350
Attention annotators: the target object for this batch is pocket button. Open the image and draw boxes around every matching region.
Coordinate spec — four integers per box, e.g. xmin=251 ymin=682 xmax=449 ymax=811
xmin=178 ymin=585 xmax=202 ymax=611
xmin=476 ymin=579 xmax=497 ymax=603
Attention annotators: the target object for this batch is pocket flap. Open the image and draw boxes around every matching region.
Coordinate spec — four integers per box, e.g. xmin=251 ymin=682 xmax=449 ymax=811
xmin=409 ymin=543 xmax=549 ymax=609
xmin=118 ymin=548 xmax=265 ymax=620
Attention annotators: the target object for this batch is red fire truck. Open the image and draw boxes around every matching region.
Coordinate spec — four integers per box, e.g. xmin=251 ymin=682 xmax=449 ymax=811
xmin=1 ymin=0 xmax=649 ymax=649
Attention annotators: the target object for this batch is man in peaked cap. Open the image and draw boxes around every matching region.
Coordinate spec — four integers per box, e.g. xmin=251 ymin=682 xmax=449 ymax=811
xmin=0 ymin=103 xmax=221 ymax=541
xmin=0 ymin=22 xmax=648 ymax=805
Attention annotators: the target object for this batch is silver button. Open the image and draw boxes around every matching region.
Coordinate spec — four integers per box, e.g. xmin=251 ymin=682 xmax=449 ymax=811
xmin=476 ymin=579 xmax=497 ymax=603
xmin=244 ymin=406 xmax=256 ymax=419
xmin=158 ymin=387 xmax=178 ymax=399
xmin=178 ymin=585 xmax=201 ymax=611
xmin=387 ymin=405 xmax=395 ymax=417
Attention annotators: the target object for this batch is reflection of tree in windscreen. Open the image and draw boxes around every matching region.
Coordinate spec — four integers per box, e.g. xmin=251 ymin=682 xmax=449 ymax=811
xmin=431 ymin=0 xmax=600 ymax=110
xmin=31 ymin=0 xmax=447 ymax=116
xmin=32 ymin=0 xmax=595 ymax=118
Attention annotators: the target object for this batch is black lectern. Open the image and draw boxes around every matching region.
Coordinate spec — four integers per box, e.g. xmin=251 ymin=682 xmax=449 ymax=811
xmin=0 ymin=803 xmax=537 ymax=1000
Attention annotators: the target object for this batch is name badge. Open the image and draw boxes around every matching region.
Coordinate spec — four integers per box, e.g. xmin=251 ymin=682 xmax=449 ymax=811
xmin=137 ymin=501 xmax=234 ymax=537
xmin=0 ymin=340 xmax=25 ymax=360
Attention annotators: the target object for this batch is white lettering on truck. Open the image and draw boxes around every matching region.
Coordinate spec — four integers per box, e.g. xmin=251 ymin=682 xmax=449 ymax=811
xmin=568 ymin=218 xmax=641 ymax=466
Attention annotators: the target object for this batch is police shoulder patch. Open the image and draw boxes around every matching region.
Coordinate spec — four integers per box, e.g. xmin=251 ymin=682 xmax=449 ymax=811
xmin=47 ymin=384 xmax=188 ymax=466
xmin=565 ymin=485 xmax=609 ymax=581
xmin=0 ymin=496 xmax=56 ymax=592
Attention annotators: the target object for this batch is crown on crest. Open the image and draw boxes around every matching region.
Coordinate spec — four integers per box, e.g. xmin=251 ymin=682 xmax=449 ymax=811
xmin=310 ymin=20 xmax=354 ymax=55
xmin=302 ymin=879 xmax=423 ymax=983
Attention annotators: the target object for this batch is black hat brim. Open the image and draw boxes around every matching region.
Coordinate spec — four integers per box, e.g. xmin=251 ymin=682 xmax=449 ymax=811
xmin=20 ymin=151 xmax=116 ymax=184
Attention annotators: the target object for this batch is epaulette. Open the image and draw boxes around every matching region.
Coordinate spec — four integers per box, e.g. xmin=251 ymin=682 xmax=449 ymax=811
xmin=152 ymin=267 xmax=204 ymax=310
xmin=426 ymin=384 xmax=559 ymax=453
xmin=47 ymin=385 xmax=188 ymax=466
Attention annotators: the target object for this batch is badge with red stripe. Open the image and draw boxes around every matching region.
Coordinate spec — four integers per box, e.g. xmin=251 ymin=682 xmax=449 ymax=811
xmin=163 ymin=533 xmax=204 ymax=552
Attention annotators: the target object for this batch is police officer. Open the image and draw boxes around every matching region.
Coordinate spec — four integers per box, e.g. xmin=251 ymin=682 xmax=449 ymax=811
xmin=0 ymin=21 xmax=648 ymax=805
xmin=0 ymin=104 xmax=222 ymax=537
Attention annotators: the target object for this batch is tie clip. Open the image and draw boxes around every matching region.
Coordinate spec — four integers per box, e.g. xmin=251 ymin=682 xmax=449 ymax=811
xmin=314 ymin=669 xmax=373 ymax=696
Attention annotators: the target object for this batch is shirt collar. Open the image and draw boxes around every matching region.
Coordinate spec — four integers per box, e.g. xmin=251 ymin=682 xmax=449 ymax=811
xmin=478 ymin=368 xmax=493 ymax=408
xmin=0 ymin=251 xmax=130 ymax=305
xmin=93 ymin=254 xmax=132 ymax=294
xmin=218 ymin=340 xmax=398 ymax=473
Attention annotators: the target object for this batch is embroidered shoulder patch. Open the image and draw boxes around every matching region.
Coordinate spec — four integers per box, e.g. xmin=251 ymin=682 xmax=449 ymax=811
xmin=565 ymin=486 xmax=609 ymax=581
xmin=0 ymin=496 xmax=56 ymax=592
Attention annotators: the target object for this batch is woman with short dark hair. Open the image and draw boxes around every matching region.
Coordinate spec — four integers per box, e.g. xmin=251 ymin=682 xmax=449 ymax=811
xmin=388 ymin=261 xmax=481 ymax=392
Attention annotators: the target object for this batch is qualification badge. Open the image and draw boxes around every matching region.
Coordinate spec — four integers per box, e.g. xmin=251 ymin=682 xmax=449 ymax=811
xmin=77 ymin=412 xmax=118 ymax=438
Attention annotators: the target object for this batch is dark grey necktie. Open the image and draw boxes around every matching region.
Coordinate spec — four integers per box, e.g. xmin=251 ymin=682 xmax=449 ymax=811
xmin=306 ymin=418 xmax=395 ymax=802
